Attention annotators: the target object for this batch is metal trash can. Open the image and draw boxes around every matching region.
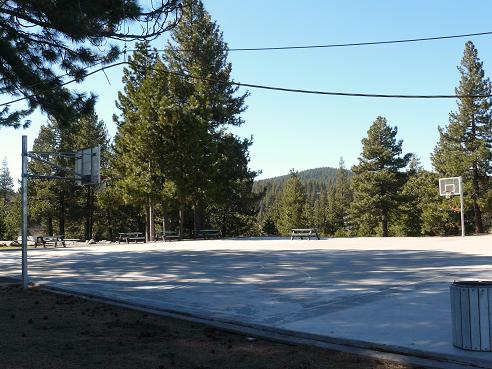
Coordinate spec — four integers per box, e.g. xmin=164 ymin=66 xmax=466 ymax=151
xmin=450 ymin=281 xmax=492 ymax=351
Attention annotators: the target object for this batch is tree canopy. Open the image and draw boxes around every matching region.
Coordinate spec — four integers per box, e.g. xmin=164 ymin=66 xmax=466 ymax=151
xmin=0 ymin=158 xmax=14 ymax=204
xmin=432 ymin=41 xmax=492 ymax=234
xmin=350 ymin=116 xmax=411 ymax=237
xmin=111 ymin=0 xmax=256 ymax=238
xmin=0 ymin=0 xmax=182 ymax=128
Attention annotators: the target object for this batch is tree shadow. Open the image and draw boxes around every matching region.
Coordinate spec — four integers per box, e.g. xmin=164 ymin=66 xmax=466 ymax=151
xmin=2 ymin=246 xmax=491 ymax=326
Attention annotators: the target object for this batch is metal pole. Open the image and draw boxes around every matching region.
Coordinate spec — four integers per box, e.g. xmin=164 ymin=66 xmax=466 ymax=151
xmin=21 ymin=135 xmax=29 ymax=289
xmin=459 ymin=176 xmax=465 ymax=238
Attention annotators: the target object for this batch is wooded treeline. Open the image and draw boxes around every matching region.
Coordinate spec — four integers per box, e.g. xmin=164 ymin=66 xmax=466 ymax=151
xmin=249 ymin=41 xmax=492 ymax=237
xmin=0 ymin=3 xmax=491 ymax=240
xmin=1 ymin=0 xmax=260 ymax=241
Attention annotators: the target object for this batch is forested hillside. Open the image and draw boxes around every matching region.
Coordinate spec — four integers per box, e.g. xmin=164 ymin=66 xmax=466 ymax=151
xmin=253 ymin=167 xmax=350 ymax=209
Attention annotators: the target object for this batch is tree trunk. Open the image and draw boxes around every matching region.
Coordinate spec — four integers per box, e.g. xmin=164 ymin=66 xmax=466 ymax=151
xmin=58 ymin=192 xmax=65 ymax=236
xmin=470 ymin=115 xmax=484 ymax=234
xmin=179 ymin=204 xmax=185 ymax=238
xmin=145 ymin=204 xmax=149 ymax=242
xmin=382 ymin=211 xmax=388 ymax=237
xmin=144 ymin=197 xmax=155 ymax=242
xmin=193 ymin=205 xmax=203 ymax=237
xmin=47 ymin=216 xmax=53 ymax=236
xmin=472 ymin=162 xmax=484 ymax=233
xmin=149 ymin=200 xmax=154 ymax=242
xmin=162 ymin=208 xmax=168 ymax=233
xmin=106 ymin=208 xmax=113 ymax=241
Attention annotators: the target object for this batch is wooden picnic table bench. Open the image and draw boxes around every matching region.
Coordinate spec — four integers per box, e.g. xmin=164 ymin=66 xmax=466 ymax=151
xmin=158 ymin=230 xmax=181 ymax=242
xmin=195 ymin=229 xmax=220 ymax=239
xmin=290 ymin=228 xmax=320 ymax=240
xmin=35 ymin=235 xmax=66 ymax=248
xmin=118 ymin=232 xmax=146 ymax=244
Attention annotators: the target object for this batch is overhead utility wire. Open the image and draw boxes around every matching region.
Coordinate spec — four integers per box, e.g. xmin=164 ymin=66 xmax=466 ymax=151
xmin=154 ymin=30 xmax=492 ymax=52
xmin=226 ymin=30 xmax=492 ymax=51
xmin=7 ymin=29 xmax=492 ymax=102
xmin=2 ymin=59 xmax=492 ymax=109
xmin=145 ymin=64 xmax=492 ymax=98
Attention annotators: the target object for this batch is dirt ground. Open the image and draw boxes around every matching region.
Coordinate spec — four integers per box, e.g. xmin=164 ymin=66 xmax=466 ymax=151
xmin=0 ymin=279 xmax=429 ymax=369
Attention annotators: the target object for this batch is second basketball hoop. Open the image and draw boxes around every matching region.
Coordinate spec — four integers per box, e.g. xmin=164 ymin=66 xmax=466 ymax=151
xmin=439 ymin=176 xmax=465 ymax=237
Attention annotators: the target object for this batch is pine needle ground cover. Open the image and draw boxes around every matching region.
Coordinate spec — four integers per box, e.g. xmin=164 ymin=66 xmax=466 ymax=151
xmin=0 ymin=279 xmax=419 ymax=369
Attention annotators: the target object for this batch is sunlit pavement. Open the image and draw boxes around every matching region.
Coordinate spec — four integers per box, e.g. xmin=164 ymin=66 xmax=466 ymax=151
xmin=2 ymin=236 xmax=492 ymax=367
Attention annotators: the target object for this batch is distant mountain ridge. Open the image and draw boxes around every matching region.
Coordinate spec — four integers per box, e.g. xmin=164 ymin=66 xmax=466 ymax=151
xmin=253 ymin=167 xmax=352 ymax=212
xmin=254 ymin=167 xmax=340 ymax=186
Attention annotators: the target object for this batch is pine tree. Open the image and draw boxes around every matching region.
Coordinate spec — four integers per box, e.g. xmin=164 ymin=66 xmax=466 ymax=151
xmin=111 ymin=42 xmax=162 ymax=241
xmin=73 ymin=113 xmax=109 ymax=240
xmin=28 ymin=124 xmax=59 ymax=236
xmin=311 ymin=192 xmax=329 ymax=235
xmin=29 ymin=112 xmax=108 ymax=238
xmin=325 ymin=179 xmax=337 ymax=234
xmin=432 ymin=41 xmax=492 ymax=234
xmin=350 ymin=116 xmax=411 ymax=237
xmin=261 ymin=215 xmax=278 ymax=236
xmin=0 ymin=1 xmax=181 ymax=128
xmin=0 ymin=158 xmax=14 ymax=204
xmin=392 ymin=154 xmax=423 ymax=236
xmin=206 ymin=133 xmax=259 ymax=236
xmin=111 ymin=1 xmax=253 ymax=237
xmin=159 ymin=0 xmax=250 ymax=234
xmin=331 ymin=158 xmax=353 ymax=233
xmin=277 ymin=171 xmax=308 ymax=235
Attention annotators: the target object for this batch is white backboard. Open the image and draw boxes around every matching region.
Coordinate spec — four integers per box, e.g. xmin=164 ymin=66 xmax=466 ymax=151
xmin=439 ymin=176 xmax=461 ymax=196
xmin=75 ymin=146 xmax=100 ymax=185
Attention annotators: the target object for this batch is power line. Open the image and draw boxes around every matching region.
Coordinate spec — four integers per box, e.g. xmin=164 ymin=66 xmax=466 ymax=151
xmin=167 ymin=30 xmax=492 ymax=52
xmin=3 ymin=55 xmax=492 ymax=110
xmin=5 ymin=29 xmax=492 ymax=107
xmin=147 ymin=65 xmax=490 ymax=99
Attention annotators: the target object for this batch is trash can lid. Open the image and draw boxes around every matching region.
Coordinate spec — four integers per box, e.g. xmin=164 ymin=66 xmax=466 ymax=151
xmin=452 ymin=281 xmax=492 ymax=287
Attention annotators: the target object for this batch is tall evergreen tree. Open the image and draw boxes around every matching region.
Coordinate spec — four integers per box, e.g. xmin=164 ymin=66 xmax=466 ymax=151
xmin=159 ymin=0 xmax=250 ymax=234
xmin=392 ymin=154 xmax=423 ymax=236
xmin=0 ymin=158 xmax=14 ymax=204
xmin=401 ymin=170 xmax=460 ymax=236
xmin=330 ymin=158 xmax=353 ymax=233
xmin=111 ymin=0 xmax=254 ymax=237
xmin=311 ymin=193 xmax=329 ymax=235
xmin=277 ymin=171 xmax=308 ymax=235
xmin=206 ymin=133 xmax=259 ymax=236
xmin=111 ymin=42 xmax=162 ymax=241
xmin=350 ymin=116 xmax=411 ymax=237
xmin=29 ymin=113 xmax=108 ymax=238
xmin=432 ymin=41 xmax=492 ymax=234
xmin=72 ymin=113 xmax=109 ymax=240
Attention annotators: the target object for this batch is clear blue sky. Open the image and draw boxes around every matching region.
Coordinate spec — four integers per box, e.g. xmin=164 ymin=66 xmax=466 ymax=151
xmin=2 ymin=0 xmax=492 ymax=186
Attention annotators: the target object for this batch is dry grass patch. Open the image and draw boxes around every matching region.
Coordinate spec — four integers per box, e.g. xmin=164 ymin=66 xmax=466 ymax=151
xmin=0 ymin=279 xmax=428 ymax=369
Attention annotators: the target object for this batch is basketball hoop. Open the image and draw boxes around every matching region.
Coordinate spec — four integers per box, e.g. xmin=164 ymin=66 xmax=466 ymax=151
xmin=439 ymin=176 xmax=465 ymax=237
xmin=444 ymin=191 xmax=454 ymax=199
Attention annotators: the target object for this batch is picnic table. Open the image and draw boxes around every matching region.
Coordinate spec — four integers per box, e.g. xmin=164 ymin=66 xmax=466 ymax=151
xmin=159 ymin=230 xmax=181 ymax=242
xmin=195 ymin=229 xmax=220 ymax=239
xmin=35 ymin=235 xmax=66 ymax=248
xmin=117 ymin=232 xmax=146 ymax=244
xmin=64 ymin=238 xmax=81 ymax=246
xmin=290 ymin=228 xmax=320 ymax=240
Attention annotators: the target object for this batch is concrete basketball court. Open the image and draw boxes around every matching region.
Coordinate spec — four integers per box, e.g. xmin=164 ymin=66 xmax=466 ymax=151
xmin=2 ymin=235 xmax=492 ymax=367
